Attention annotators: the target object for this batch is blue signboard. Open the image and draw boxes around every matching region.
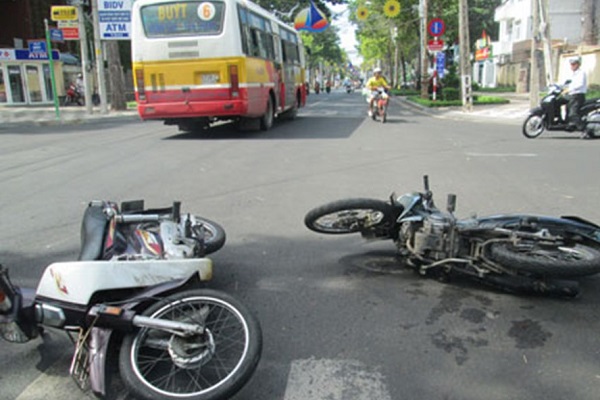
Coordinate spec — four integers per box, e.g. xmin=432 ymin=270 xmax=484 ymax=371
xmin=436 ymin=52 xmax=446 ymax=78
xmin=15 ymin=49 xmax=60 ymax=61
xmin=28 ymin=41 xmax=47 ymax=54
xmin=50 ymin=28 xmax=64 ymax=42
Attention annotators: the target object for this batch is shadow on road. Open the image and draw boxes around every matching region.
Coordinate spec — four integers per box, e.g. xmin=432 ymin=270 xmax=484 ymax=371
xmin=163 ymin=115 xmax=365 ymax=141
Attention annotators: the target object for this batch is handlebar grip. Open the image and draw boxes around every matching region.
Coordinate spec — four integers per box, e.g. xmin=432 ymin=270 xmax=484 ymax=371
xmin=423 ymin=175 xmax=430 ymax=192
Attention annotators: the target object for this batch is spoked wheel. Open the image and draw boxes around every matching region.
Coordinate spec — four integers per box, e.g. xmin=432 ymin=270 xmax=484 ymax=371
xmin=522 ymin=114 xmax=545 ymax=138
xmin=304 ymin=198 xmax=396 ymax=236
xmin=119 ymin=289 xmax=262 ymax=400
xmin=489 ymin=241 xmax=600 ymax=277
xmin=189 ymin=216 xmax=226 ymax=255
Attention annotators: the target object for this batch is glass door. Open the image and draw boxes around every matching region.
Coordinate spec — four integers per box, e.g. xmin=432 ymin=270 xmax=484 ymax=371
xmin=25 ymin=65 xmax=42 ymax=103
xmin=8 ymin=65 xmax=25 ymax=103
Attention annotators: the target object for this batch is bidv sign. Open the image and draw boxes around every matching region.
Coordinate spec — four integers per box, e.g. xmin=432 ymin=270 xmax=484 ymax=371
xmin=99 ymin=0 xmax=133 ymax=40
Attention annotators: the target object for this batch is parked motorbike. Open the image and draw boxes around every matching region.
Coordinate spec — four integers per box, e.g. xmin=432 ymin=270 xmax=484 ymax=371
xmin=305 ymin=176 xmax=600 ymax=297
xmin=0 ymin=200 xmax=262 ymax=400
xmin=63 ymin=83 xmax=84 ymax=106
xmin=522 ymin=83 xmax=600 ymax=139
xmin=369 ymin=87 xmax=389 ymax=123
xmin=63 ymin=83 xmax=101 ymax=107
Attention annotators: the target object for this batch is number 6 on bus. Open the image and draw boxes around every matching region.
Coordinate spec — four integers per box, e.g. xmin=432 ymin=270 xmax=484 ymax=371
xmin=131 ymin=0 xmax=307 ymax=132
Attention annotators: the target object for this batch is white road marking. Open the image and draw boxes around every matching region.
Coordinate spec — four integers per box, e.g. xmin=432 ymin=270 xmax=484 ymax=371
xmin=465 ymin=152 xmax=537 ymax=157
xmin=284 ymin=358 xmax=392 ymax=400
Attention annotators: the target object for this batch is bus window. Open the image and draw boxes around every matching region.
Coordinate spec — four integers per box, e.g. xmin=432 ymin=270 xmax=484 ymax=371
xmin=141 ymin=1 xmax=226 ymax=37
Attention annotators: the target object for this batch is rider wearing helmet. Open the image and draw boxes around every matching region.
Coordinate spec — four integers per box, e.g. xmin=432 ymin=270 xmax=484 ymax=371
xmin=366 ymin=67 xmax=390 ymax=117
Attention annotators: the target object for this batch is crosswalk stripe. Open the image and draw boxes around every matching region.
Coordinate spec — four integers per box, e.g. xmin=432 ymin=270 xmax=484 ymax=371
xmin=283 ymin=358 xmax=392 ymax=400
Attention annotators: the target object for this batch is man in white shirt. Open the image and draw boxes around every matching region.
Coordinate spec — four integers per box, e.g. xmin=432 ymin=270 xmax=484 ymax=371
xmin=565 ymin=56 xmax=587 ymax=131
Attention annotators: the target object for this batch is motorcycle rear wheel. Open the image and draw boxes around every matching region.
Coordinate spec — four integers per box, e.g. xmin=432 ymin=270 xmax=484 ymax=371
xmin=522 ymin=114 xmax=545 ymax=138
xmin=304 ymin=198 xmax=395 ymax=236
xmin=489 ymin=241 xmax=600 ymax=277
xmin=119 ymin=289 xmax=262 ymax=400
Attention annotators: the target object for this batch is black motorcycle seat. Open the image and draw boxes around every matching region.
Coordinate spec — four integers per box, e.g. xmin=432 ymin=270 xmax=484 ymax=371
xmin=78 ymin=203 xmax=110 ymax=261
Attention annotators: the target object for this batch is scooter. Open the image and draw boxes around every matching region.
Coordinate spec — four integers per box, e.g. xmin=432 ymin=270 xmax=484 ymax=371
xmin=369 ymin=87 xmax=389 ymax=123
xmin=522 ymin=83 xmax=600 ymax=138
xmin=0 ymin=200 xmax=262 ymax=400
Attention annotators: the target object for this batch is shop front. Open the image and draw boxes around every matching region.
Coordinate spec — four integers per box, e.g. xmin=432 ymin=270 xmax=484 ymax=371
xmin=0 ymin=48 xmax=64 ymax=106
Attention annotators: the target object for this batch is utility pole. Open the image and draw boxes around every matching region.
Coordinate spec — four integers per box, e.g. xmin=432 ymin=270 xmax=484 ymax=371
xmin=420 ymin=0 xmax=428 ymax=99
xmin=458 ymin=0 xmax=472 ymax=111
xmin=77 ymin=2 xmax=93 ymax=114
xmin=530 ymin=0 xmax=540 ymax=108
xmin=538 ymin=0 xmax=554 ymax=86
xmin=92 ymin=0 xmax=108 ymax=114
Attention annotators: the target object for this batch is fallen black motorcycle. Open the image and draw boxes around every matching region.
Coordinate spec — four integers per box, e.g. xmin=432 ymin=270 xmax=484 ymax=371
xmin=522 ymin=83 xmax=600 ymax=139
xmin=305 ymin=176 xmax=600 ymax=297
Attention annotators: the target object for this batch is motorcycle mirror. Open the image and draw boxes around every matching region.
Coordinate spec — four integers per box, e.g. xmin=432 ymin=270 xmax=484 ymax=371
xmin=447 ymin=194 xmax=456 ymax=213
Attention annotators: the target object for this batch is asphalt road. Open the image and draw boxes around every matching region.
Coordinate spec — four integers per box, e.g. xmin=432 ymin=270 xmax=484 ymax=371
xmin=1 ymin=90 xmax=600 ymax=400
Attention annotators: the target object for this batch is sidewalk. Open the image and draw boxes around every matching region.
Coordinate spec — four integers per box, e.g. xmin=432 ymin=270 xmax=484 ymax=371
xmin=396 ymin=91 xmax=532 ymax=125
xmin=0 ymin=104 xmax=139 ymax=126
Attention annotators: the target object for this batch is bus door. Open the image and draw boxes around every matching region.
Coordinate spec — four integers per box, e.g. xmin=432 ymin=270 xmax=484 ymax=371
xmin=281 ymin=38 xmax=297 ymax=108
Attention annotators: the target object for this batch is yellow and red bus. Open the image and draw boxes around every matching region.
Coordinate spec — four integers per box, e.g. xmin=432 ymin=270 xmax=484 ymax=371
xmin=131 ymin=0 xmax=307 ymax=132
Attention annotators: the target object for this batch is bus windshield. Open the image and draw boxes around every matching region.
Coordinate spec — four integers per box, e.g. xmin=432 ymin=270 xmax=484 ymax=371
xmin=141 ymin=1 xmax=226 ymax=37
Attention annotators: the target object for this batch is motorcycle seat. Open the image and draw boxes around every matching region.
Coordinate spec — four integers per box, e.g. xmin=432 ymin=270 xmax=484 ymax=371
xmin=78 ymin=202 xmax=110 ymax=261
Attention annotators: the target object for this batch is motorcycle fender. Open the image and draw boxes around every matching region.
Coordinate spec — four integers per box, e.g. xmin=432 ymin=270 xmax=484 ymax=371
xmin=36 ymin=258 xmax=213 ymax=306
xmin=89 ymin=327 xmax=112 ymax=397
xmin=527 ymin=106 xmax=544 ymax=116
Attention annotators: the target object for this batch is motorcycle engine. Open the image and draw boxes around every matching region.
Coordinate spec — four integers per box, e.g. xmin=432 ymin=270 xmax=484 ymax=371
xmin=411 ymin=215 xmax=454 ymax=260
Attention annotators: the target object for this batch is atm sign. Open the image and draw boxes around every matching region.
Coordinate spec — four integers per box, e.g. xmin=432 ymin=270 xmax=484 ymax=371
xmin=51 ymin=6 xmax=78 ymax=21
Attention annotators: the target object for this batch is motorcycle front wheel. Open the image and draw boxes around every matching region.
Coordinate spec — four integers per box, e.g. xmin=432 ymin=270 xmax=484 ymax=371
xmin=119 ymin=289 xmax=262 ymax=400
xmin=489 ymin=241 xmax=600 ymax=278
xmin=522 ymin=114 xmax=545 ymax=138
xmin=304 ymin=198 xmax=395 ymax=236
xmin=191 ymin=216 xmax=226 ymax=255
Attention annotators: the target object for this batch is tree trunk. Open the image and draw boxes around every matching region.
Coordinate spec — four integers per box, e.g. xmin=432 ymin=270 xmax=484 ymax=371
xmin=582 ymin=0 xmax=597 ymax=45
xmin=106 ymin=41 xmax=127 ymax=110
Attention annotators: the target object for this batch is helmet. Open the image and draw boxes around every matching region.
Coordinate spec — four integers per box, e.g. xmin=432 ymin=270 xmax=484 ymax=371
xmin=373 ymin=67 xmax=382 ymax=74
xmin=77 ymin=73 xmax=83 ymax=78
xmin=569 ymin=56 xmax=581 ymax=65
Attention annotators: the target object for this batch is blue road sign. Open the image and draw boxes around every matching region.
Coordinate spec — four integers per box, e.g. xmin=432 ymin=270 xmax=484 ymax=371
xmin=50 ymin=28 xmax=64 ymax=42
xmin=428 ymin=18 xmax=446 ymax=37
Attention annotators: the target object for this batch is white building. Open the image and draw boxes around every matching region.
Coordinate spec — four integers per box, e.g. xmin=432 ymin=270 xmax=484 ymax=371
xmin=477 ymin=0 xmax=599 ymax=90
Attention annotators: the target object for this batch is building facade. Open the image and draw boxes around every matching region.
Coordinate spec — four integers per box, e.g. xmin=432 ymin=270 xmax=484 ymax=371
xmin=0 ymin=0 xmax=73 ymax=105
xmin=488 ymin=0 xmax=599 ymax=91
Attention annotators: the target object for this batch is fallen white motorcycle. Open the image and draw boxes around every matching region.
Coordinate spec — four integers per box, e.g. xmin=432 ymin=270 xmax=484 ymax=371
xmin=0 ymin=200 xmax=262 ymax=400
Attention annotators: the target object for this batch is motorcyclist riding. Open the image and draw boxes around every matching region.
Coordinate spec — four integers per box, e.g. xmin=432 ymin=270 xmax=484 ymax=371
xmin=564 ymin=56 xmax=587 ymax=133
xmin=366 ymin=67 xmax=390 ymax=117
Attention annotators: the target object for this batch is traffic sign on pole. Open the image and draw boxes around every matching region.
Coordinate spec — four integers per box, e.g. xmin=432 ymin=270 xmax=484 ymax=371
xmin=428 ymin=18 xmax=446 ymax=37
xmin=427 ymin=38 xmax=444 ymax=52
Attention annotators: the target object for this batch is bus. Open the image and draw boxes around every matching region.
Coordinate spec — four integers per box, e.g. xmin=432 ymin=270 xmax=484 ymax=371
xmin=131 ymin=0 xmax=307 ymax=132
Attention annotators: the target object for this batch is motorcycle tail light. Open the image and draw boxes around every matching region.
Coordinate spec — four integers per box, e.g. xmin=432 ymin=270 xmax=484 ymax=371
xmin=135 ymin=68 xmax=146 ymax=101
xmin=229 ymin=65 xmax=239 ymax=98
